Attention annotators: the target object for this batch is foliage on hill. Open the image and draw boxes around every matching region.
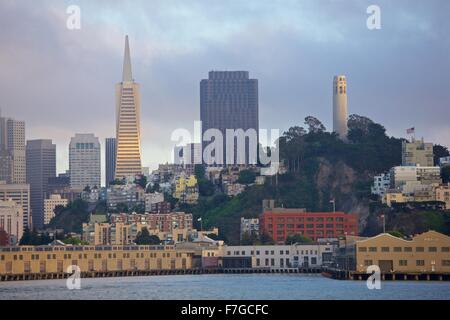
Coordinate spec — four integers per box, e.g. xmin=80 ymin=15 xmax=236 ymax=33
xmin=47 ymin=199 xmax=90 ymax=234
xmin=187 ymin=115 xmax=415 ymax=244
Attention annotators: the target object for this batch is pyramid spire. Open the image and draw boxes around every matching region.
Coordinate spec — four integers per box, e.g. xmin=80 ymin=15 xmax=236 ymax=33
xmin=122 ymin=35 xmax=133 ymax=82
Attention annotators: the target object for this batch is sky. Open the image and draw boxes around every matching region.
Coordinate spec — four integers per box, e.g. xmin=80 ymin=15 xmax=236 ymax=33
xmin=0 ymin=0 xmax=449 ymax=184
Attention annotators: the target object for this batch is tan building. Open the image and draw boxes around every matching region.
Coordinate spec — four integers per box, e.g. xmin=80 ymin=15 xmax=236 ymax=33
xmin=43 ymin=194 xmax=68 ymax=225
xmin=0 ymin=199 xmax=23 ymax=245
xmin=0 ymin=182 xmax=30 ymax=230
xmin=402 ymin=138 xmax=434 ymax=167
xmin=436 ymin=184 xmax=450 ymax=209
xmin=115 ymin=36 xmax=142 ymax=180
xmin=355 ymin=231 xmax=450 ymax=273
xmin=0 ymin=245 xmax=194 ymax=275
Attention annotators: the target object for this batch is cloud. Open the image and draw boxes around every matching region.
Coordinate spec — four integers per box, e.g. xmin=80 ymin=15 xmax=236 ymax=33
xmin=0 ymin=0 xmax=449 ymax=185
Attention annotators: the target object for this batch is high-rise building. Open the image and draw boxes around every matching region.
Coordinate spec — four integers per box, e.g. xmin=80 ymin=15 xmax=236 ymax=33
xmin=333 ymin=75 xmax=348 ymax=140
xmin=105 ymin=138 xmax=117 ymax=186
xmin=200 ymin=71 xmax=259 ymax=166
xmin=115 ymin=35 xmax=142 ymax=180
xmin=0 ymin=111 xmax=26 ymax=184
xmin=0 ymin=182 xmax=30 ymax=231
xmin=402 ymin=138 xmax=434 ymax=167
xmin=69 ymin=134 xmax=101 ymax=190
xmin=26 ymin=139 xmax=56 ymax=230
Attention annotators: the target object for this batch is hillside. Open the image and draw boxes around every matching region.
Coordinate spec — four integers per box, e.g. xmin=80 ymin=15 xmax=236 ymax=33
xmin=191 ymin=115 xmax=449 ymax=244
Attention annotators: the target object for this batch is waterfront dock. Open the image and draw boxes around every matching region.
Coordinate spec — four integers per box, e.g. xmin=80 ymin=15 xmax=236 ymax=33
xmin=322 ymin=267 xmax=450 ymax=281
xmin=0 ymin=267 xmax=322 ymax=282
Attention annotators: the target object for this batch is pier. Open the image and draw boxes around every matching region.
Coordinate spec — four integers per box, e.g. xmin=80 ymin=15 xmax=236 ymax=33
xmin=0 ymin=267 xmax=322 ymax=282
xmin=321 ymin=267 xmax=450 ymax=281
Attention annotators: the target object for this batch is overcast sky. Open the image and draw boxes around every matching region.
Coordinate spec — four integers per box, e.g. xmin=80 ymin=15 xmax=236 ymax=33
xmin=0 ymin=0 xmax=449 ymax=183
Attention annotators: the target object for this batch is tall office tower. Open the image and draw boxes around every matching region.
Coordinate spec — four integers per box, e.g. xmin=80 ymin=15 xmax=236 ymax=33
xmin=105 ymin=138 xmax=117 ymax=186
xmin=333 ymin=75 xmax=349 ymax=140
xmin=69 ymin=134 xmax=101 ymax=190
xmin=115 ymin=35 xmax=142 ymax=180
xmin=26 ymin=139 xmax=56 ymax=230
xmin=0 ymin=112 xmax=26 ymax=183
xmin=0 ymin=182 xmax=30 ymax=231
xmin=7 ymin=119 xmax=26 ymax=183
xmin=200 ymin=71 xmax=259 ymax=166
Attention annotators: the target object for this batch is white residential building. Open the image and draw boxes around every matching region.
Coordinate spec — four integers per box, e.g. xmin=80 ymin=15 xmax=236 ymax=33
xmin=44 ymin=194 xmax=68 ymax=225
xmin=439 ymin=156 xmax=450 ymax=167
xmin=240 ymin=218 xmax=259 ymax=240
xmin=145 ymin=192 xmax=164 ymax=212
xmin=389 ymin=166 xmax=441 ymax=195
xmin=69 ymin=133 xmax=101 ymax=190
xmin=371 ymin=173 xmax=391 ymax=196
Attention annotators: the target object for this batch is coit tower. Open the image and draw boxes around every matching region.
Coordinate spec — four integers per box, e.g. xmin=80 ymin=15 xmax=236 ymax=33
xmin=114 ymin=35 xmax=142 ymax=180
xmin=333 ymin=75 xmax=348 ymax=140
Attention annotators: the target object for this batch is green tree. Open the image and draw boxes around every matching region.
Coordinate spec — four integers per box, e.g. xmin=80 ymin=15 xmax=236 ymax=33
xmin=433 ymin=145 xmax=450 ymax=166
xmin=134 ymin=175 xmax=148 ymax=189
xmin=116 ymin=202 xmax=129 ymax=213
xmin=285 ymin=234 xmax=313 ymax=244
xmin=237 ymin=170 xmax=256 ymax=184
xmin=135 ymin=228 xmax=161 ymax=245
xmin=387 ymin=230 xmax=404 ymax=238
xmin=442 ymin=165 xmax=450 ymax=184
xmin=195 ymin=164 xmax=215 ymax=196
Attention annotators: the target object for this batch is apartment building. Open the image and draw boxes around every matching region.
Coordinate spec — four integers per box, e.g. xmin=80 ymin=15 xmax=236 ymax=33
xmin=402 ymin=138 xmax=434 ymax=167
xmin=0 ymin=199 xmax=23 ymax=245
xmin=43 ymin=194 xmax=69 ymax=225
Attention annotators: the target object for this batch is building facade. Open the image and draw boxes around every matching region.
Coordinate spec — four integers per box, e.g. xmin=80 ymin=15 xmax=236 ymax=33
xmin=223 ymin=244 xmax=335 ymax=269
xmin=43 ymin=194 xmax=69 ymax=225
xmin=200 ymin=71 xmax=259 ymax=166
xmin=105 ymin=137 xmax=117 ymax=186
xmin=260 ymin=202 xmax=358 ymax=244
xmin=26 ymin=139 xmax=56 ymax=230
xmin=106 ymin=184 xmax=145 ymax=211
xmin=240 ymin=217 xmax=259 ymax=241
xmin=0 ymin=199 xmax=23 ymax=245
xmin=0 ymin=245 xmax=194 ymax=275
xmin=0 ymin=113 xmax=26 ymax=184
xmin=0 ymin=182 xmax=30 ymax=230
xmin=435 ymin=184 xmax=450 ymax=209
xmin=355 ymin=231 xmax=450 ymax=273
xmin=402 ymin=139 xmax=434 ymax=167
xmin=371 ymin=173 xmax=391 ymax=197
xmin=115 ymin=36 xmax=142 ymax=180
xmin=332 ymin=75 xmax=348 ymax=140
xmin=144 ymin=192 xmax=164 ymax=212
xmin=69 ymin=134 xmax=101 ymax=190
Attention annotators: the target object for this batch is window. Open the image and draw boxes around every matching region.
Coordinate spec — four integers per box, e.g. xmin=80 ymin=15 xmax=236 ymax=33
xmin=358 ymin=247 xmax=367 ymax=252
xmin=442 ymin=260 xmax=450 ymax=266
xmin=404 ymin=247 xmax=412 ymax=252
xmin=381 ymin=247 xmax=390 ymax=252
xmin=416 ymin=260 xmax=425 ymax=266
xmin=393 ymin=247 xmax=402 ymax=252
xmin=428 ymin=247 xmax=437 ymax=252
xmin=416 ymin=247 xmax=424 ymax=252
xmin=442 ymin=247 xmax=450 ymax=253
xmin=369 ymin=247 xmax=377 ymax=252
xmin=364 ymin=260 xmax=373 ymax=266
xmin=399 ymin=260 xmax=408 ymax=266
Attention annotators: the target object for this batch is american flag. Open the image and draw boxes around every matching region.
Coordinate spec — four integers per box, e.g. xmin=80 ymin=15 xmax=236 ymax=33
xmin=406 ymin=127 xmax=415 ymax=134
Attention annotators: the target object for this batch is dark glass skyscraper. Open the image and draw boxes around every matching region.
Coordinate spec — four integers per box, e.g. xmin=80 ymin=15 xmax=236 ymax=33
xmin=200 ymin=71 xmax=259 ymax=166
xmin=105 ymin=137 xmax=117 ymax=186
xmin=26 ymin=139 xmax=56 ymax=230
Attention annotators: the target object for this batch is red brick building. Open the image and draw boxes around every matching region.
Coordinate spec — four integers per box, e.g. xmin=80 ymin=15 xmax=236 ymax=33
xmin=260 ymin=208 xmax=358 ymax=244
